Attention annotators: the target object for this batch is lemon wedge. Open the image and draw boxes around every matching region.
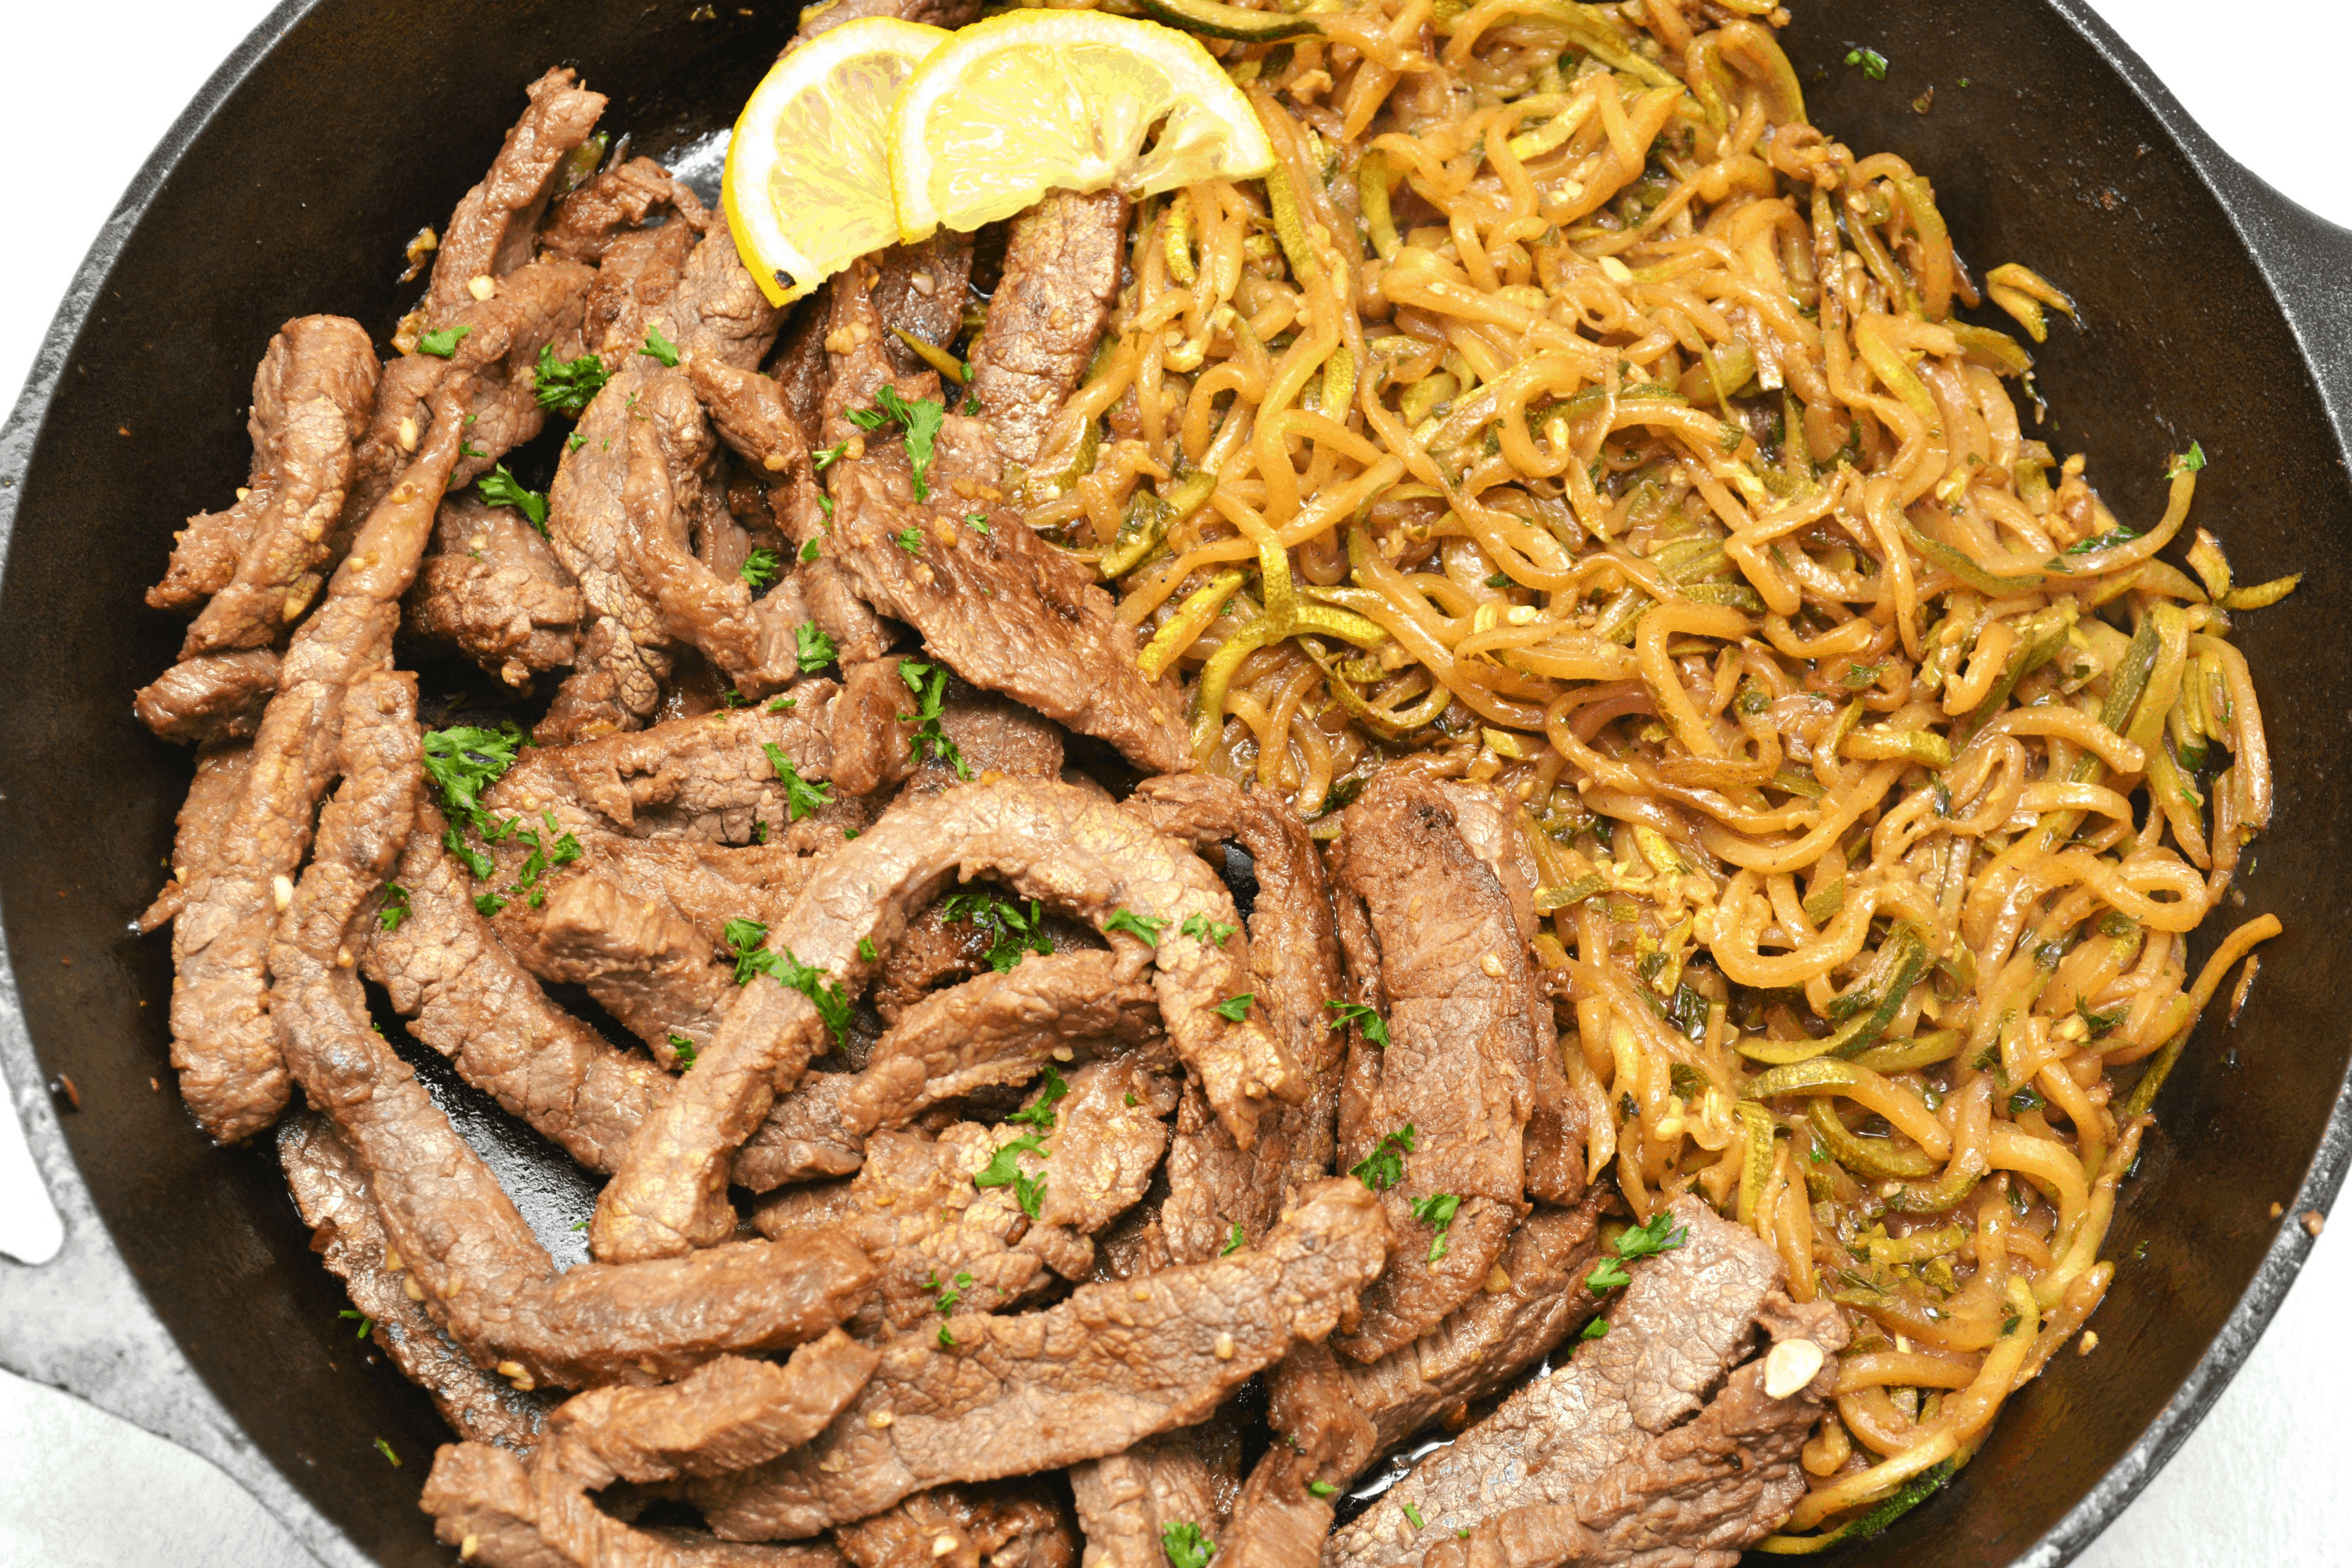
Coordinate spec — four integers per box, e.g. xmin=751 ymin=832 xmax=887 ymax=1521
xmin=887 ymin=10 xmax=1275 ymax=243
xmin=724 ymin=16 xmax=951 ymax=307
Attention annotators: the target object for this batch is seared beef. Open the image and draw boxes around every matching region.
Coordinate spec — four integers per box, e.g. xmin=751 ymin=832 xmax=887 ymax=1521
xmin=1126 ymin=775 xmax=1348 ymax=1263
xmin=968 ymin=191 xmax=1129 ymax=469
xmin=541 ymin=156 xmax=693 ymax=267
xmin=836 ymin=1482 xmax=1077 ymax=1568
xmin=280 ymin=1112 xmax=553 ymax=1452
xmin=591 ymin=779 xmax=1294 ymax=1263
xmin=167 ymin=381 xmax=469 ymax=1143
xmin=685 ymin=1179 xmax=1389 ymax=1540
xmin=408 ymin=491 xmax=585 ymax=689
xmin=583 ymin=218 xmax=702 ymax=370
xmin=659 ymin=212 xmax=785 ymax=371
xmin=269 ymin=673 xmax=878 ymax=1387
xmin=538 ymin=616 xmax=670 ymax=744
xmin=870 ymin=235 xmax=975 ymax=379
xmin=1070 ymin=1418 xmax=1243 ymax=1568
xmin=1324 ymin=773 xmax=1541 ymax=1360
xmin=751 ymin=1058 xmax=1175 ymax=1330
xmin=425 ymin=67 xmax=607 ymax=331
xmin=1321 ymin=1200 xmax=1803 ymax=1568
xmin=133 ymin=649 xmax=280 ymax=747
xmin=139 ymin=745 xmax=255 ymax=933
xmin=905 ymin=682 xmax=1068 ymax=795
xmin=158 ymin=316 xmax=381 ymax=651
xmin=827 ymin=656 xmax=924 ymax=800
xmin=1438 ymin=781 xmax=1584 ymax=1206
xmin=423 ymin=1333 xmax=875 ymax=1568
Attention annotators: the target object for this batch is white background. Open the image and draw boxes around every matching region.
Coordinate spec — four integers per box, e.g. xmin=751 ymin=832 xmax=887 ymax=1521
xmin=1 ymin=2 xmax=2345 ymax=1564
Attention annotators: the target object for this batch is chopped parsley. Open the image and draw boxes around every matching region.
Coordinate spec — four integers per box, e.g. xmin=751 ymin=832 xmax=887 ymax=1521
xmin=423 ymin=722 xmax=527 ymax=877
xmin=968 ymin=512 xmax=992 ymax=536
xmin=740 ymin=548 xmax=783 ymax=590
xmin=796 ymin=622 xmax=838 ymax=673
xmin=378 ymin=883 xmax=410 ymax=932
xmin=1411 ymin=1192 xmax=1462 ymax=1262
xmin=532 ymin=345 xmax=609 ymax=414
xmin=1309 ymin=1481 xmax=1338 ymax=1499
xmin=922 ymin=1269 xmax=975 ymax=1315
xmin=415 ymin=324 xmax=471 ymax=359
xmin=1214 ymin=992 xmax=1255 ymax=1023
xmin=1004 ymin=1065 xmax=1070 ymax=1131
xmin=473 ymin=890 xmax=509 ymax=917
xmin=1104 ymin=908 xmax=1172 ymax=947
xmin=566 ymin=430 xmax=585 ymax=452
xmin=1326 ymin=1001 xmax=1390 ymax=1048
xmin=938 ymin=1324 xmax=957 ymax=1348
xmin=812 ymin=442 xmax=848 ymax=471
xmin=898 ymin=659 xmax=970 ymax=778
xmin=1844 ymin=46 xmax=1888 ymax=79
xmin=668 ymin=1034 xmax=698 ymax=1070
xmin=1581 ymin=1316 xmax=1610 ymax=1340
xmin=975 ymin=1132 xmax=1049 ymax=1215
xmin=763 ymin=741 xmax=834 ymax=821
xmin=1585 ymin=1209 xmax=1691 ymax=1293
xmin=767 ymin=694 xmax=798 ymax=713
xmin=941 ymin=888 xmax=1052 ymax=973
xmin=475 ymin=465 xmax=549 ymax=532
xmin=848 ymin=386 xmax=948 ymax=500
xmin=2168 ymin=441 xmax=2207 ymax=479
xmin=858 ymin=936 xmax=878 ymax=963
xmin=642 ymin=325 xmax=681 ymax=366
xmin=1350 ymin=1124 xmax=1416 ymax=1192
xmin=800 ymin=538 xmax=821 ymax=564
xmin=895 ymin=527 xmax=926 ymax=554
xmin=1160 ymin=1522 xmax=1217 ymax=1568
xmin=722 ymin=917 xmax=852 ymax=1045
xmin=2066 ymin=525 xmax=2141 ymax=554
xmin=1840 ymin=661 xmax=1885 ymax=689
xmin=1223 ymin=1223 xmax=1246 ymax=1255
xmin=2007 ymin=1085 xmax=2046 ymax=1114
xmin=1182 ymin=913 xmax=1238 ymax=946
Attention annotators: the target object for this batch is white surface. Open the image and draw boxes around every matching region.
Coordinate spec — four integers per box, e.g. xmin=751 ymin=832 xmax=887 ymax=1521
xmin=0 ymin=2 xmax=2345 ymax=1566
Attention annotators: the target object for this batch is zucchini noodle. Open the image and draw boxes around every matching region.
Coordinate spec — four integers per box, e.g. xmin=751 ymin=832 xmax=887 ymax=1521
xmin=1016 ymin=0 xmax=2295 ymax=1543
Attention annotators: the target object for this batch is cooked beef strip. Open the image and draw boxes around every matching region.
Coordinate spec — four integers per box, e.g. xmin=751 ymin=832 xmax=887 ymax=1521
xmin=133 ymin=648 xmax=281 ymax=747
xmin=1216 ymin=1449 xmax=1331 ymax=1568
xmin=869 ymin=235 xmax=975 ymax=379
xmin=752 ymin=1058 xmax=1175 ymax=1331
xmin=167 ymin=381 xmax=469 ymax=1143
xmin=1321 ymin=1199 xmax=1803 ymax=1568
xmin=835 ymin=1482 xmax=1077 ymax=1568
xmin=425 ymin=67 xmax=607 ymax=332
xmin=139 ymin=744 xmax=254 ymax=933
xmin=1437 ymin=780 xmax=1584 ymax=1207
xmin=591 ymin=778 xmax=1295 ymax=1263
xmin=157 ymin=316 xmax=381 ymax=651
xmin=968 ymin=191 xmax=1129 ymax=470
xmin=902 ymin=681 xmax=1068 ymax=795
xmin=1324 ymin=772 xmax=1542 ymax=1361
xmin=270 ymin=673 xmax=878 ymax=1387
xmin=1125 ymin=775 xmax=1348 ymax=1265
xmin=828 ymin=656 xmax=925 ymax=800
xmin=1417 ymin=1314 xmax=1843 ymax=1568
xmin=280 ymin=1112 xmax=554 ymax=1452
xmin=408 ymin=491 xmax=585 ymax=689
xmin=1070 ymin=1416 xmax=1244 ymax=1568
xmin=686 ymin=1177 xmax=1390 ymax=1541
xmin=364 ymin=801 xmax=668 ymax=1174
xmin=540 ymin=155 xmax=693 ymax=267
xmin=538 ymin=616 xmax=671 ymax=744
xmin=659 ymin=211 xmax=786 ymax=371
xmin=822 ymin=422 xmax=1189 ymax=774
xmin=583 ymin=219 xmax=702 ymax=371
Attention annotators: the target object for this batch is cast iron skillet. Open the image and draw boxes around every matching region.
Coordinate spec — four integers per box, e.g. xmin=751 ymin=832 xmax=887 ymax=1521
xmin=1 ymin=1 xmax=2346 ymax=1563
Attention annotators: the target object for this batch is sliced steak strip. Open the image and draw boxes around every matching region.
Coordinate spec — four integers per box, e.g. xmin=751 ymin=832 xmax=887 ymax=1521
xmin=541 ymin=155 xmax=693 ymax=267
xmin=836 ymin=1482 xmax=1077 ymax=1568
xmin=425 ymin=67 xmax=607 ymax=330
xmin=593 ymin=778 xmax=1296 ymax=1262
xmin=1070 ymin=1418 xmax=1243 ymax=1568
xmin=1126 ymin=775 xmax=1348 ymax=1264
xmin=751 ymin=1058 xmax=1175 ymax=1330
xmin=167 ymin=381 xmax=469 ymax=1143
xmin=1418 ymin=1297 xmax=1848 ymax=1568
xmin=1321 ymin=1199 xmax=1787 ymax=1568
xmin=968 ymin=190 xmax=1129 ymax=470
xmin=139 ymin=745 xmax=254 ymax=933
xmin=661 ymin=213 xmax=785 ymax=372
xmin=870 ymin=235 xmax=976 ymax=379
xmin=537 ymin=616 xmax=670 ymax=744
xmin=824 ymin=420 xmax=1190 ymax=774
xmin=583 ymin=218 xmax=701 ymax=370
xmin=688 ymin=1178 xmax=1391 ymax=1540
xmin=269 ymin=676 xmax=877 ymax=1387
xmin=1325 ymin=773 xmax=1541 ymax=1361
xmin=133 ymin=649 xmax=283 ymax=748
xmin=408 ymin=491 xmax=584 ymax=690
xmin=162 ymin=315 xmax=381 ymax=650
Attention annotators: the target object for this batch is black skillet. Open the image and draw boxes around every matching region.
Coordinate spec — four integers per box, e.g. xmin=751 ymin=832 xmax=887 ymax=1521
xmin=1 ymin=1 xmax=2346 ymax=1563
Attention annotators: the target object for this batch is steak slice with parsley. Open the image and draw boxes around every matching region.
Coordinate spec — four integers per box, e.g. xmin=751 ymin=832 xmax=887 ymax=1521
xmin=155 ymin=315 xmax=381 ymax=651
xmin=1323 ymin=771 xmax=1544 ymax=1362
xmin=408 ymin=490 xmax=585 ymax=691
xmin=280 ymin=1111 xmax=553 ymax=1453
xmin=167 ymin=381 xmax=470 ymax=1144
xmin=590 ymin=778 xmax=1295 ymax=1264
xmin=1069 ymin=1416 xmax=1243 ymax=1568
xmin=686 ymin=1177 xmax=1390 ymax=1541
xmin=751 ymin=1058 xmax=1175 ymax=1332
xmin=133 ymin=649 xmax=281 ymax=749
xmin=422 ymin=67 xmax=607 ymax=333
xmin=581 ymin=214 xmax=701 ymax=372
xmin=967 ymin=190 xmax=1129 ymax=470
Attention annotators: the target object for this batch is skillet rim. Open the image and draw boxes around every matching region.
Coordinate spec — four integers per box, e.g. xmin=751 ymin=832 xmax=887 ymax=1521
xmin=0 ymin=1 xmax=2344 ymax=1564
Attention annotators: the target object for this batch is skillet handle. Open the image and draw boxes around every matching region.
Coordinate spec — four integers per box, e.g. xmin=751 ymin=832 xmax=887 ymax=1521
xmin=2219 ymin=174 xmax=2352 ymax=454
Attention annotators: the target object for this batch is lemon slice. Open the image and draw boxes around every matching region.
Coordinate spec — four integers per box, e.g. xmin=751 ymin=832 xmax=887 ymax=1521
xmin=724 ymin=16 xmax=951 ymax=307
xmin=888 ymin=10 xmax=1275 ymax=243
